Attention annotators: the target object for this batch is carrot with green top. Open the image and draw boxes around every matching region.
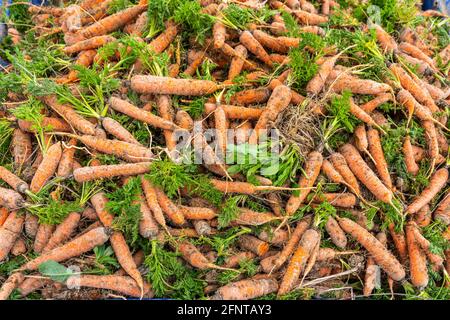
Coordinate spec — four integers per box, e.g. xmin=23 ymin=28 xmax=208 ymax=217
xmin=148 ymin=20 xmax=179 ymax=54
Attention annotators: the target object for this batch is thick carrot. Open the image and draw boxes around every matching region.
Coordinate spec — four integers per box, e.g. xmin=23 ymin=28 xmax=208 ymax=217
xmin=325 ymin=216 xmax=347 ymax=249
xmin=239 ymin=30 xmax=273 ymax=67
xmin=360 ymin=93 xmax=392 ymax=113
xmin=79 ymin=5 xmax=146 ymax=39
xmin=34 ymin=224 xmax=56 ymax=254
xmin=109 ymin=96 xmax=177 ymax=131
xmin=258 ymin=227 xmax=289 ymax=246
xmin=154 ymin=187 xmax=185 ymax=226
xmin=252 ymin=30 xmax=295 ymax=54
xmin=24 ymin=213 xmax=39 ymax=239
xmin=414 ymin=204 xmax=432 ymax=227
xmin=286 ymin=151 xmax=323 ymax=215
xmin=353 ymin=124 xmax=369 ymax=154
xmin=66 ymin=275 xmax=153 ymax=298
xmin=248 ymin=85 xmax=292 ymax=144
xmin=41 ymin=95 xmax=96 ymax=135
xmin=367 ymin=128 xmax=392 ymax=190
xmin=338 ymin=217 xmax=405 ymax=281
xmin=349 ymin=98 xmax=378 ymax=127
xmin=20 ymin=227 xmax=109 ymax=271
xmin=329 ymin=73 xmax=391 ymax=95
xmin=321 ymin=159 xmax=345 ymax=185
xmin=148 ymin=22 xmax=178 ymax=54
xmin=0 ymin=211 xmax=24 ymax=261
xmin=18 ymin=117 xmax=71 ymax=133
xmin=403 ymin=136 xmax=420 ymax=175
xmin=227 ymin=45 xmax=247 ymax=82
xmin=396 ymin=90 xmax=441 ymax=124
xmin=388 ymin=223 xmax=408 ymax=264
xmin=131 ymin=75 xmax=219 ymax=96
xmin=63 ymin=35 xmax=116 ymax=55
xmin=223 ymin=251 xmax=256 ymax=268
xmin=131 ymin=11 xmax=148 ymax=37
xmin=406 ymin=168 xmax=448 ymax=215
xmin=294 ymin=9 xmax=328 ymax=25
xmin=11 ymin=237 xmax=26 ymax=256
xmin=11 ymin=129 xmax=32 ymax=168
xmin=29 ymin=142 xmax=62 ymax=193
xmin=204 ymin=103 xmax=263 ymax=120
xmin=237 ymin=235 xmax=269 ymax=257
xmin=43 ymin=212 xmax=81 ymax=252
xmin=211 ymin=278 xmax=278 ymax=300
xmin=339 ymin=144 xmax=392 ymax=204
xmin=405 ymin=223 xmax=428 ymax=288
xmin=399 ymin=42 xmax=436 ymax=71
xmin=0 ymin=272 xmax=24 ymax=300
xmin=180 ymin=206 xmax=217 ymax=220
xmin=278 ymin=229 xmax=320 ymax=296
xmin=73 ymin=162 xmax=151 ymax=182
xmin=231 ymin=208 xmax=279 ymax=226
xmin=422 ymin=120 xmax=440 ymax=165
xmin=101 ymin=117 xmax=141 ymax=145
xmin=64 ymin=49 xmax=97 ymax=83
xmin=90 ymin=192 xmax=114 ymax=227
xmin=212 ymin=21 xmax=226 ymax=49
xmin=57 ymin=138 xmax=78 ymax=178
xmin=140 ymin=176 xmax=166 ymax=228
xmin=0 ymin=166 xmax=29 ymax=193
xmin=311 ymin=193 xmax=357 ymax=208
xmin=229 ymin=87 xmax=271 ymax=105
xmin=306 ymin=55 xmax=338 ymax=95
xmin=75 ymin=134 xmax=153 ymax=163
xmin=0 ymin=208 xmax=8 ymax=226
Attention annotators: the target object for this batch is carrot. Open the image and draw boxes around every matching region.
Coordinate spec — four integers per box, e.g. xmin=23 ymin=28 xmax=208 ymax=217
xmin=367 ymin=128 xmax=392 ymax=190
xmin=227 ymin=45 xmax=248 ymax=82
xmin=286 ymin=151 xmax=323 ymax=215
xmin=140 ymin=176 xmax=166 ymax=229
xmin=41 ymin=95 xmax=96 ymax=135
xmin=0 ymin=208 xmax=8 ymax=226
xmin=239 ymin=30 xmax=273 ymax=67
xmin=63 ymin=35 xmax=116 ymax=55
xmin=403 ymin=135 xmax=420 ymax=175
xmin=278 ymin=229 xmax=320 ymax=296
xmin=131 ymin=75 xmax=219 ymax=96
xmin=339 ymin=144 xmax=393 ymax=204
xmin=109 ymin=96 xmax=177 ymax=131
xmin=214 ymin=105 xmax=228 ymax=158
xmin=252 ymin=30 xmax=297 ymax=54
xmin=413 ymin=204 xmax=431 ymax=227
xmin=329 ymin=72 xmax=391 ymax=95
xmin=434 ymin=193 xmax=450 ymax=225
xmin=11 ymin=237 xmax=26 ymax=256
xmin=353 ymin=124 xmax=369 ymax=154
xmin=294 ymin=9 xmax=328 ymax=25
xmin=24 ymin=213 xmax=39 ymax=239
xmin=11 ymin=129 xmax=32 ymax=169
xmin=306 ymin=55 xmax=339 ymax=95
xmin=18 ymin=117 xmax=72 ymax=133
xmin=399 ymin=42 xmax=436 ymax=71
xmin=223 ymin=251 xmax=256 ymax=268
xmin=396 ymin=90 xmax=442 ymax=128
xmin=338 ymin=217 xmax=405 ymax=281
xmin=405 ymin=222 xmax=428 ymax=288
xmin=178 ymin=241 xmax=224 ymax=270
xmin=212 ymin=21 xmax=227 ymax=49
xmin=34 ymin=224 xmax=56 ymax=254
xmin=90 ymin=192 xmax=115 ymax=227
xmin=348 ymin=98 xmax=378 ymax=127
xmin=82 ymin=206 xmax=97 ymax=220
xmin=73 ymin=162 xmax=151 ymax=183
xmin=0 ymin=211 xmax=24 ymax=261
xmin=182 ymin=51 xmax=205 ymax=77
xmin=192 ymin=220 xmax=213 ymax=236
xmin=397 ymin=52 xmax=432 ymax=75
xmin=387 ymin=223 xmax=408 ymax=264
xmin=389 ymin=63 xmax=439 ymax=114
xmin=211 ymin=277 xmax=278 ymax=300
xmin=28 ymin=5 xmax=65 ymax=15
xmin=204 ymin=103 xmax=263 ymax=120
xmin=66 ymin=275 xmax=153 ymax=298
xmin=79 ymin=5 xmax=146 ymax=39
xmin=43 ymin=212 xmax=81 ymax=252
xmin=412 ymin=145 xmax=425 ymax=162
xmin=231 ymin=208 xmax=279 ymax=226
xmin=266 ymin=192 xmax=283 ymax=217
xmin=372 ymin=24 xmax=398 ymax=53
xmin=180 ymin=206 xmax=217 ymax=220
xmin=321 ymin=159 xmax=345 ymax=185
xmin=131 ymin=11 xmax=148 ymax=37
xmin=422 ymin=120 xmax=440 ymax=166
xmin=311 ymin=193 xmax=357 ymax=208
xmin=257 ymin=227 xmax=288 ymax=246
xmin=410 ymin=222 xmax=444 ymax=270
xmin=237 ymin=235 xmax=269 ymax=257
xmin=74 ymin=134 xmax=153 ymax=163
xmin=175 ymin=110 xmax=194 ymax=130
xmin=406 ymin=168 xmax=449 ymax=215
xmin=148 ymin=20 xmax=179 ymax=54
xmin=64 ymin=49 xmax=97 ymax=83
xmin=57 ymin=138 xmax=77 ymax=178
xmin=248 ymin=85 xmax=292 ymax=144
xmin=363 ymin=233 xmax=382 ymax=297
xmin=30 ymin=142 xmax=62 ymax=193
xmin=360 ymin=93 xmax=392 ymax=113
xmin=101 ymin=117 xmax=141 ymax=145
xmin=0 ymin=272 xmax=24 ymax=300
xmin=154 ymin=187 xmax=185 ymax=226
xmin=0 ymin=166 xmax=29 ymax=193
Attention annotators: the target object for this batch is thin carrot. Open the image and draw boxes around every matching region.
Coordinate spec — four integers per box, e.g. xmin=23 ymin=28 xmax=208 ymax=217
xmin=63 ymin=35 xmax=116 ymax=55
xmin=33 ymin=224 xmax=55 ymax=254
xmin=278 ymin=229 xmax=320 ymax=296
xmin=223 ymin=251 xmax=256 ymax=268
xmin=338 ymin=217 xmax=405 ymax=281
xmin=372 ymin=23 xmax=398 ymax=53
xmin=0 ymin=211 xmax=24 ymax=261
xmin=204 ymin=103 xmax=263 ymax=120
xmin=73 ymin=162 xmax=151 ymax=182
xmin=57 ymin=138 xmax=77 ymax=178
xmin=229 ymin=87 xmax=271 ymax=105
xmin=24 ymin=213 xmax=39 ymax=239
xmin=367 ymin=128 xmax=392 ymax=190
xmin=101 ymin=117 xmax=141 ymax=145
xmin=399 ymin=42 xmax=436 ymax=71
xmin=405 ymin=222 xmax=429 ymax=288
xmin=227 ymin=45 xmax=247 ymax=82
xmin=43 ymin=212 xmax=81 ymax=252
xmin=321 ymin=159 xmax=345 ymax=185
xmin=388 ymin=223 xmax=408 ymax=264
xmin=306 ymin=55 xmax=339 ymax=95
xmin=286 ymin=151 xmax=323 ymax=215
xmin=11 ymin=237 xmax=26 ymax=256
xmin=360 ymin=93 xmax=392 ymax=113
xmin=0 ymin=166 xmax=29 ymax=193
xmin=0 ymin=272 xmax=24 ymax=300
xmin=339 ymin=144 xmax=393 ymax=204
xmin=349 ymin=98 xmax=378 ymax=127
xmin=0 ymin=208 xmax=8 ymax=226
xmin=30 ymin=142 xmax=62 ymax=193
xmin=140 ymin=176 xmax=166 ymax=229
xmin=154 ymin=187 xmax=185 ymax=226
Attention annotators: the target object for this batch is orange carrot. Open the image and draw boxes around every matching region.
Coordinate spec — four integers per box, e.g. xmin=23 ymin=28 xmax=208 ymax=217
xmin=33 ymin=224 xmax=55 ymax=254
xmin=11 ymin=237 xmax=26 ymax=256
xmin=154 ymin=187 xmax=185 ymax=226
xmin=227 ymin=45 xmax=247 ymax=82
xmin=230 ymin=87 xmax=271 ymax=105
xmin=0 ymin=208 xmax=8 ymax=226
xmin=131 ymin=11 xmax=148 ymax=37
xmin=325 ymin=216 xmax=347 ymax=249
xmin=339 ymin=144 xmax=393 ymax=204
xmin=338 ymin=217 xmax=405 ymax=281
xmin=223 ymin=251 xmax=256 ymax=268
xmin=24 ymin=213 xmax=39 ymax=239
xmin=29 ymin=142 xmax=62 ymax=193
xmin=388 ymin=223 xmax=408 ymax=264
xmin=180 ymin=206 xmax=217 ymax=220
xmin=360 ymin=93 xmax=392 ymax=113
xmin=311 ymin=193 xmax=357 ymax=208
xmin=148 ymin=20 xmax=178 ymax=54
xmin=211 ymin=277 xmax=278 ymax=300
xmin=63 ymin=35 xmax=116 ymax=55
xmin=0 ymin=211 xmax=24 ymax=261
xmin=204 ymin=103 xmax=263 ymax=120
xmin=131 ymin=75 xmax=219 ymax=96
xmin=372 ymin=23 xmax=398 ymax=53
xmin=231 ymin=208 xmax=279 ymax=226
xmin=57 ymin=138 xmax=78 ymax=178
xmin=406 ymin=168 xmax=448 ymax=215
xmin=367 ymin=128 xmax=392 ymax=190
xmin=329 ymin=72 xmax=391 ymax=95
xmin=43 ymin=212 xmax=81 ymax=252
xmin=422 ymin=120 xmax=440 ymax=165
xmin=90 ymin=192 xmax=115 ymax=227
xmin=212 ymin=21 xmax=226 ymax=49
xmin=18 ymin=117 xmax=72 ymax=133
xmin=182 ymin=51 xmax=205 ymax=77
xmin=321 ymin=159 xmax=345 ymax=185
xmin=278 ymin=229 xmax=320 ymax=296
xmin=0 ymin=166 xmax=29 ymax=193
xmin=252 ymin=30 xmax=296 ymax=54
xmin=237 ymin=235 xmax=270 ymax=257
xmin=434 ymin=192 xmax=450 ymax=225
xmin=73 ymin=162 xmax=151 ymax=182
xmin=306 ymin=55 xmax=338 ymax=95
xmin=0 ymin=272 xmax=24 ymax=300
xmin=11 ymin=129 xmax=32 ymax=169
xmin=294 ymin=9 xmax=328 ymax=25
xmin=405 ymin=222 xmax=428 ymax=288
xmin=258 ymin=227 xmax=289 ymax=246
xmin=349 ymin=98 xmax=378 ymax=127
xmin=286 ymin=151 xmax=323 ymax=215
xmin=239 ymin=30 xmax=273 ymax=67
xmin=101 ymin=117 xmax=141 ymax=145
xmin=353 ymin=124 xmax=369 ymax=154
xmin=399 ymin=42 xmax=436 ymax=71
xmin=140 ymin=176 xmax=166 ymax=228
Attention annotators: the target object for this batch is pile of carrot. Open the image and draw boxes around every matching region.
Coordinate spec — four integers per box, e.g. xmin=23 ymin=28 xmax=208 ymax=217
xmin=0 ymin=0 xmax=449 ymax=300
